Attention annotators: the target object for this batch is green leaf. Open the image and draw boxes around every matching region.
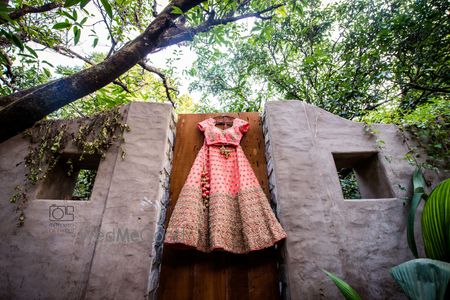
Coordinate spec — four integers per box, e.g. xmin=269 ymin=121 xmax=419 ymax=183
xmin=0 ymin=4 xmax=11 ymax=11
xmin=79 ymin=17 xmax=88 ymax=25
xmin=407 ymin=191 xmax=423 ymax=258
xmin=100 ymin=0 xmax=112 ymax=18
xmin=72 ymin=9 xmax=78 ymax=21
xmin=422 ymin=178 xmax=450 ymax=262
xmin=80 ymin=0 xmax=91 ymax=8
xmin=0 ymin=51 xmax=7 ymax=65
xmin=73 ymin=27 xmax=81 ymax=45
xmin=0 ymin=29 xmax=24 ymax=51
xmin=390 ymin=259 xmax=450 ymax=300
xmin=0 ymin=5 xmax=14 ymax=23
xmin=64 ymin=0 xmax=82 ymax=8
xmin=25 ymin=46 xmax=38 ymax=58
xmin=0 ymin=4 xmax=14 ymax=16
xmin=60 ymin=10 xmax=75 ymax=20
xmin=0 ymin=30 xmax=23 ymax=50
xmin=171 ymin=6 xmax=183 ymax=15
xmin=0 ymin=13 xmax=12 ymax=23
xmin=92 ymin=37 xmax=98 ymax=48
xmin=413 ymin=168 xmax=426 ymax=194
xmin=18 ymin=53 xmax=35 ymax=59
xmin=53 ymin=22 xmax=72 ymax=30
xmin=43 ymin=67 xmax=51 ymax=77
xmin=9 ymin=33 xmax=24 ymax=51
xmin=322 ymin=270 xmax=362 ymax=300
xmin=406 ymin=168 xmax=427 ymax=258
xmin=42 ymin=60 xmax=54 ymax=67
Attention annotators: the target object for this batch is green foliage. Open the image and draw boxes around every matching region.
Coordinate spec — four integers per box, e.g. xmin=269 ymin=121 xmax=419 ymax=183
xmin=0 ymin=0 xmax=286 ymax=111
xmin=390 ymin=259 xmax=450 ymax=300
xmin=401 ymin=100 xmax=450 ymax=172
xmin=187 ymin=0 xmax=449 ymax=164
xmin=322 ymin=270 xmax=362 ymax=300
xmin=72 ymin=169 xmax=97 ymax=199
xmin=49 ymin=53 xmax=194 ymax=118
xmin=0 ymin=0 xmax=169 ymax=98
xmin=11 ymin=107 xmax=129 ymax=226
xmin=171 ymin=6 xmax=183 ymax=15
xmin=338 ymin=170 xmax=361 ymax=199
xmin=407 ymin=168 xmax=426 ymax=258
xmin=422 ymin=179 xmax=450 ymax=262
xmin=364 ymin=98 xmax=449 ymax=172
xmin=99 ymin=0 xmax=112 ymax=18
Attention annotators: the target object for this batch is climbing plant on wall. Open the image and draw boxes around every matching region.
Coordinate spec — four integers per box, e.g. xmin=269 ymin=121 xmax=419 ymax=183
xmin=10 ymin=107 xmax=129 ymax=226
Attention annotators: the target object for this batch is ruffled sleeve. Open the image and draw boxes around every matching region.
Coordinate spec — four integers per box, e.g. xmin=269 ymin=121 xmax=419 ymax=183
xmin=197 ymin=118 xmax=211 ymax=132
xmin=236 ymin=119 xmax=249 ymax=133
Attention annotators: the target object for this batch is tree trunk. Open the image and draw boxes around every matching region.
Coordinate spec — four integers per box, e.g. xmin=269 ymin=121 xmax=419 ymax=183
xmin=0 ymin=0 xmax=204 ymax=142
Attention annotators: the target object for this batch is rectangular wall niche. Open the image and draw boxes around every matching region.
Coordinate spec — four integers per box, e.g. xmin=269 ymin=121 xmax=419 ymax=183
xmin=36 ymin=154 xmax=100 ymax=200
xmin=332 ymin=152 xmax=394 ymax=199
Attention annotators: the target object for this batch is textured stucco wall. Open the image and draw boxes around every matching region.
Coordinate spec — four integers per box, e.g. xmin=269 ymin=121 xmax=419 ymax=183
xmin=0 ymin=102 xmax=175 ymax=300
xmin=262 ymin=101 xmax=438 ymax=300
xmin=1 ymin=100 xmax=443 ymax=299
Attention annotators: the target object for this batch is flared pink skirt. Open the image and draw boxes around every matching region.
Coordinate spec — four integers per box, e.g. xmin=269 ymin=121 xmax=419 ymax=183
xmin=164 ymin=144 xmax=286 ymax=254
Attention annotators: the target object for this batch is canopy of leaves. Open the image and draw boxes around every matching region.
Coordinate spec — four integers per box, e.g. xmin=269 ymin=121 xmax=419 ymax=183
xmin=0 ymin=0 xmax=448 ymax=172
xmin=189 ymin=0 xmax=448 ymax=114
xmin=186 ymin=0 xmax=449 ymax=171
xmin=0 ymin=0 xmax=286 ymax=116
xmin=0 ymin=0 xmax=175 ymax=108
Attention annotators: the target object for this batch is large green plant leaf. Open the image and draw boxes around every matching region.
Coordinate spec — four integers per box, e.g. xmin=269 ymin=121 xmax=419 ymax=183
xmin=408 ymin=168 xmax=426 ymax=258
xmin=100 ymin=0 xmax=112 ymax=19
xmin=422 ymin=178 xmax=450 ymax=262
xmin=390 ymin=258 xmax=450 ymax=300
xmin=322 ymin=270 xmax=362 ymax=300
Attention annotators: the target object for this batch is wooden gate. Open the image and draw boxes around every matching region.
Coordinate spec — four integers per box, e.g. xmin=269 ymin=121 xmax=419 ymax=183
xmin=158 ymin=113 xmax=281 ymax=300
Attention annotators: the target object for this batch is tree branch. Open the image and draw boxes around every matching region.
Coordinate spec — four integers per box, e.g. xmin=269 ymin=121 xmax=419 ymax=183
xmin=407 ymin=83 xmax=450 ymax=94
xmin=0 ymin=1 xmax=282 ymax=141
xmin=138 ymin=61 xmax=177 ymax=107
xmin=0 ymin=49 xmax=15 ymax=81
xmin=0 ymin=75 xmax=17 ymax=90
xmin=3 ymin=2 xmax=63 ymax=22
xmin=0 ymin=0 xmax=205 ymax=141
xmin=93 ymin=0 xmax=118 ymax=58
xmin=154 ymin=3 xmax=283 ymax=51
xmin=151 ymin=0 xmax=158 ymax=17
xmin=53 ymin=45 xmax=131 ymax=93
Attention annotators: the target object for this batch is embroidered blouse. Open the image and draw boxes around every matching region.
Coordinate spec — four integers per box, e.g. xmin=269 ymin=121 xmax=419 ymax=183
xmin=197 ymin=117 xmax=249 ymax=146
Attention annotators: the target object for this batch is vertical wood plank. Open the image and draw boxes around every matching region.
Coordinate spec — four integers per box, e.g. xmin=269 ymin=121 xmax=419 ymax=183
xmin=158 ymin=113 xmax=280 ymax=300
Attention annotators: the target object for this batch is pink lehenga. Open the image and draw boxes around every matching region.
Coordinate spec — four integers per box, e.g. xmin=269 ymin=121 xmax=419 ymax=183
xmin=164 ymin=117 xmax=286 ymax=254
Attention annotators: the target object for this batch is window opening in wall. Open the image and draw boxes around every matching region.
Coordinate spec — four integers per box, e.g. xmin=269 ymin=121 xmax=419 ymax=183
xmin=36 ymin=154 xmax=100 ymax=200
xmin=337 ymin=168 xmax=362 ymax=199
xmin=332 ymin=152 xmax=395 ymax=199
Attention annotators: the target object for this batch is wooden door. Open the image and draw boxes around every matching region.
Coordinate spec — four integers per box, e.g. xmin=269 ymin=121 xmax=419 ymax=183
xmin=158 ymin=113 xmax=281 ymax=300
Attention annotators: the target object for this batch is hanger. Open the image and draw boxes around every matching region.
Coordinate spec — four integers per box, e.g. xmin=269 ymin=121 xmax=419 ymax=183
xmin=213 ymin=114 xmax=235 ymax=129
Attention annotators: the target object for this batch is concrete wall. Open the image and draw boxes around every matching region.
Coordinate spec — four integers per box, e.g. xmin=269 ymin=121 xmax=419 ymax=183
xmin=0 ymin=100 xmax=443 ymax=300
xmin=0 ymin=102 xmax=175 ymax=300
xmin=262 ymin=101 xmax=443 ymax=300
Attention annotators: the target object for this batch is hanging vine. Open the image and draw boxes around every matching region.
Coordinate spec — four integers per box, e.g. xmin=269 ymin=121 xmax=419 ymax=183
xmin=10 ymin=107 xmax=130 ymax=227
